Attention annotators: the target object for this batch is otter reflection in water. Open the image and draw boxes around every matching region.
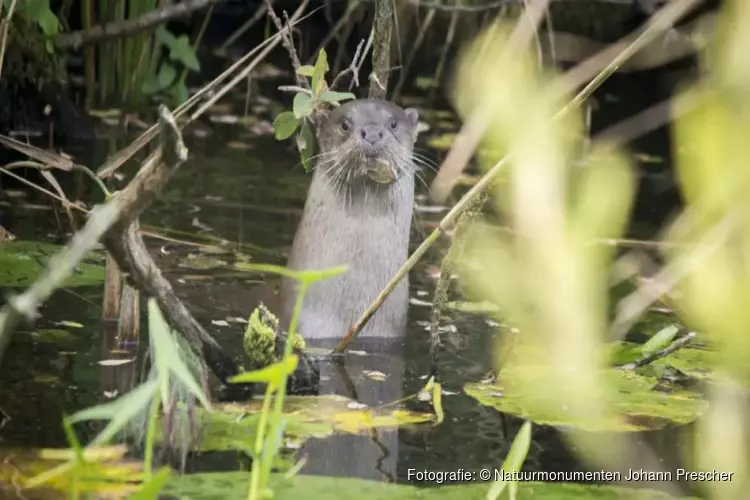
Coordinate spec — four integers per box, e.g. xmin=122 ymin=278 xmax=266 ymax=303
xmin=279 ymin=99 xmax=421 ymax=480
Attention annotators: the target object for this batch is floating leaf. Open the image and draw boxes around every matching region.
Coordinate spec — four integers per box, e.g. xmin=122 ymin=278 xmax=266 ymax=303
xmin=0 ymin=241 xmax=105 ymax=288
xmin=273 ymin=112 xmax=300 ymax=140
xmin=319 ymin=91 xmax=356 ymax=103
xmin=162 ymin=471 xmax=696 ymax=499
xmin=465 ymin=365 xmax=708 ymax=432
xmin=432 ymin=381 xmax=444 ymax=424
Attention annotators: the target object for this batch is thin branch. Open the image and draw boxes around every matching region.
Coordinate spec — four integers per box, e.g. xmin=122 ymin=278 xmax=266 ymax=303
xmin=618 ymin=331 xmax=698 ymax=370
xmin=368 ymin=0 xmax=394 ymax=99
xmin=95 ymin=1 xmax=310 ymax=180
xmin=329 ymin=38 xmax=368 ymax=91
xmin=264 ymin=0 xmax=309 ymax=91
xmin=429 ymin=0 xmax=552 ymax=203
xmin=335 ymin=0 xmax=703 ymax=353
xmin=55 ymin=0 xmax=227 ymax=49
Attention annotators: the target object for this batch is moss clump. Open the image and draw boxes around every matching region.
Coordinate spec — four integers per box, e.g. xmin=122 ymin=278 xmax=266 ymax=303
xmin=243 ymin=304 xmax=306 ymax=371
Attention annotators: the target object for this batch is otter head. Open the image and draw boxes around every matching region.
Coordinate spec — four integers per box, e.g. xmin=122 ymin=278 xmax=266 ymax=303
xmin=317 ymin=99 xmax=420 ymax=186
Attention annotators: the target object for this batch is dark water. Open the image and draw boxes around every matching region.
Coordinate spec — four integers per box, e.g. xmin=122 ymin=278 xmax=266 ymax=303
xmin=0 ymin=63 xmax=699 ymax=497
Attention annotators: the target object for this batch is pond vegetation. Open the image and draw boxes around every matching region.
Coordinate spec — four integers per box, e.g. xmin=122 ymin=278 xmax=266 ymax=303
xmin=0 ymin=0 xmax=748 ymax=499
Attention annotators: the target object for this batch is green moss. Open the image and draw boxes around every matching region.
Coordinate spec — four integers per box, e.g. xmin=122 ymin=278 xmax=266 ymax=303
xmin=242 ymin=304 xmax=306 ymax=370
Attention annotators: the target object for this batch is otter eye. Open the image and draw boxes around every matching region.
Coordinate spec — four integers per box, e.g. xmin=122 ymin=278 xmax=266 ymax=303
xmin=341 ymin=118 xmax=352 ymax=132
xmin=389 ymin=117 xmax=398 ymax=130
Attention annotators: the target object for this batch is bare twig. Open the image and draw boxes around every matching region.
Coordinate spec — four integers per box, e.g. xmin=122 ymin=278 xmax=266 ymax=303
xmin=329 ymin=38 xmax=368 ymax=91
xmin=219 ymin=0 xmax=274 ymax=52
xmin=0 ymin=0 xmax=17 ymax=79
xmin=264 ymin=0 xmax=309 ymax=91
xmin=335 ymin=0 xmax=703 ymax=353
xmin=55 ymin=0 xmax=226 ymax=49
xmin=618 ymin=331 xmax=698 ymax=370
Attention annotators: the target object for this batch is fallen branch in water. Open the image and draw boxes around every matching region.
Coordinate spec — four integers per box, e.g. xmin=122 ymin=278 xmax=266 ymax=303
xmin=55 ymin=0 xmax=227 ymax=49
xmin=618 ymin=331 xmax=698 ymax=370
xmin=335 ymin=0 xmax=704 ymax=353
xmin=0 ymin=106 xmax=238 ymax=382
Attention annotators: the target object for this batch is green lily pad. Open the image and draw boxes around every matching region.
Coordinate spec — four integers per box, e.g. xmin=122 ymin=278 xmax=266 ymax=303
xmin=162 ymin=472 xmax=698 ymax=500
xmin=0 ymin=241 xmax=105 ymax=288
xmin=465 ymin=365 xmax=708 ymax=432
xmin=162 ymin=395 xmax=434 ymax=453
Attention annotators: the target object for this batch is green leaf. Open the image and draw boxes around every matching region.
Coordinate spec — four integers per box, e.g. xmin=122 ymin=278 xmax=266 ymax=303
xmin=235 ymin=263 xmax=348 ymax=285
xmin=130 ymin=467 xmax=172 ymax=500
xmin=147 ymin=299 xmax=211 ymax=409
xmin=141 ymin=64 xmax=176 ymax=94
xmin=273 ymin=112 xmax=300 ymax=140
xmin=36 ymin=8 xmax=59 ymax=36
xmin=297 ymin=266 xmax=348 ymax=285
xmin=68 ymin=380 xmax=159 ymax=446
xmin=228 ymin=356 xmax=299 ymax=391
xmin=432 ymin=381 xmax=444 ymax=424
xmin=319 ymin=91 xmax=355 ymax=103
xmin=640 ymin=325 xmax=680 ymax=358
xmin=297 ymin=122 xmax=315 ymax=172
xmin=155 ymin=25 xmax=177 ymax=48
xmin=487 ymin=420 xmax=531 ymax=500
xmin=169 ymin=35 xmax=200 ymax=72
xmin=293 ymin=93 xmax=314 ymax=119
xmin=311 ymin=49 xmax=329 ymax=95
xmin=297 ymin=65 xmax=315 ymax=77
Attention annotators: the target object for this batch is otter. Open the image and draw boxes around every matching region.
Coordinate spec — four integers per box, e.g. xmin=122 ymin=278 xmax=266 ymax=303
xmin=279 ymin=99 xmax=420 ymax=342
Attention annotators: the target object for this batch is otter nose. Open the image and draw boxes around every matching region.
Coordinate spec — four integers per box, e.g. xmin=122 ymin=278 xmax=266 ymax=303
xmin=360 ymin=126 xmax=384 ymax=145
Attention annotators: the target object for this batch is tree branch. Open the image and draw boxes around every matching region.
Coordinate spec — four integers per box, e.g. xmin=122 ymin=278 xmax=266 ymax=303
xmin=55 ymin=0 xmax=227 ymax=49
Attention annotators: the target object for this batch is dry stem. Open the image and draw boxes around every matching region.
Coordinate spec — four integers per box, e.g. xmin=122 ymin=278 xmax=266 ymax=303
xmin=334 ymin=0 xmax=703 ymax=353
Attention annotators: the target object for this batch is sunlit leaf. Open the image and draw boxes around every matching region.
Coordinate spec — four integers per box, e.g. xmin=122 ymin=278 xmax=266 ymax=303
xmin=432 ymin=382 xmax=444 ymax=424
xmin=487 ymin=420 xmax=531 ymax=500
xmin=297 ymin=65 xmax=315 ymax=77
xmin=68 ymin=380 xmax=158 ymax=445
xmin=311 ymin=49 xmax=329 ymax=95
xmin=640 ymin=325 xmax=680 ymax=358
xmin=319 ymin=91 xmax=355 ymax=103
xmin=130 ymin=467 xmax=172 ymax=499
xmin=228 ymin=355 xmax=299 ymax=391
xmin=147 ymin=299 xmax=211 ymax=409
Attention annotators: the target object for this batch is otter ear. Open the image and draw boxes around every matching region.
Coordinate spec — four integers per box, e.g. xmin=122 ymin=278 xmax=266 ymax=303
xmin=405 ymin=108 xmax=419 ymax=127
